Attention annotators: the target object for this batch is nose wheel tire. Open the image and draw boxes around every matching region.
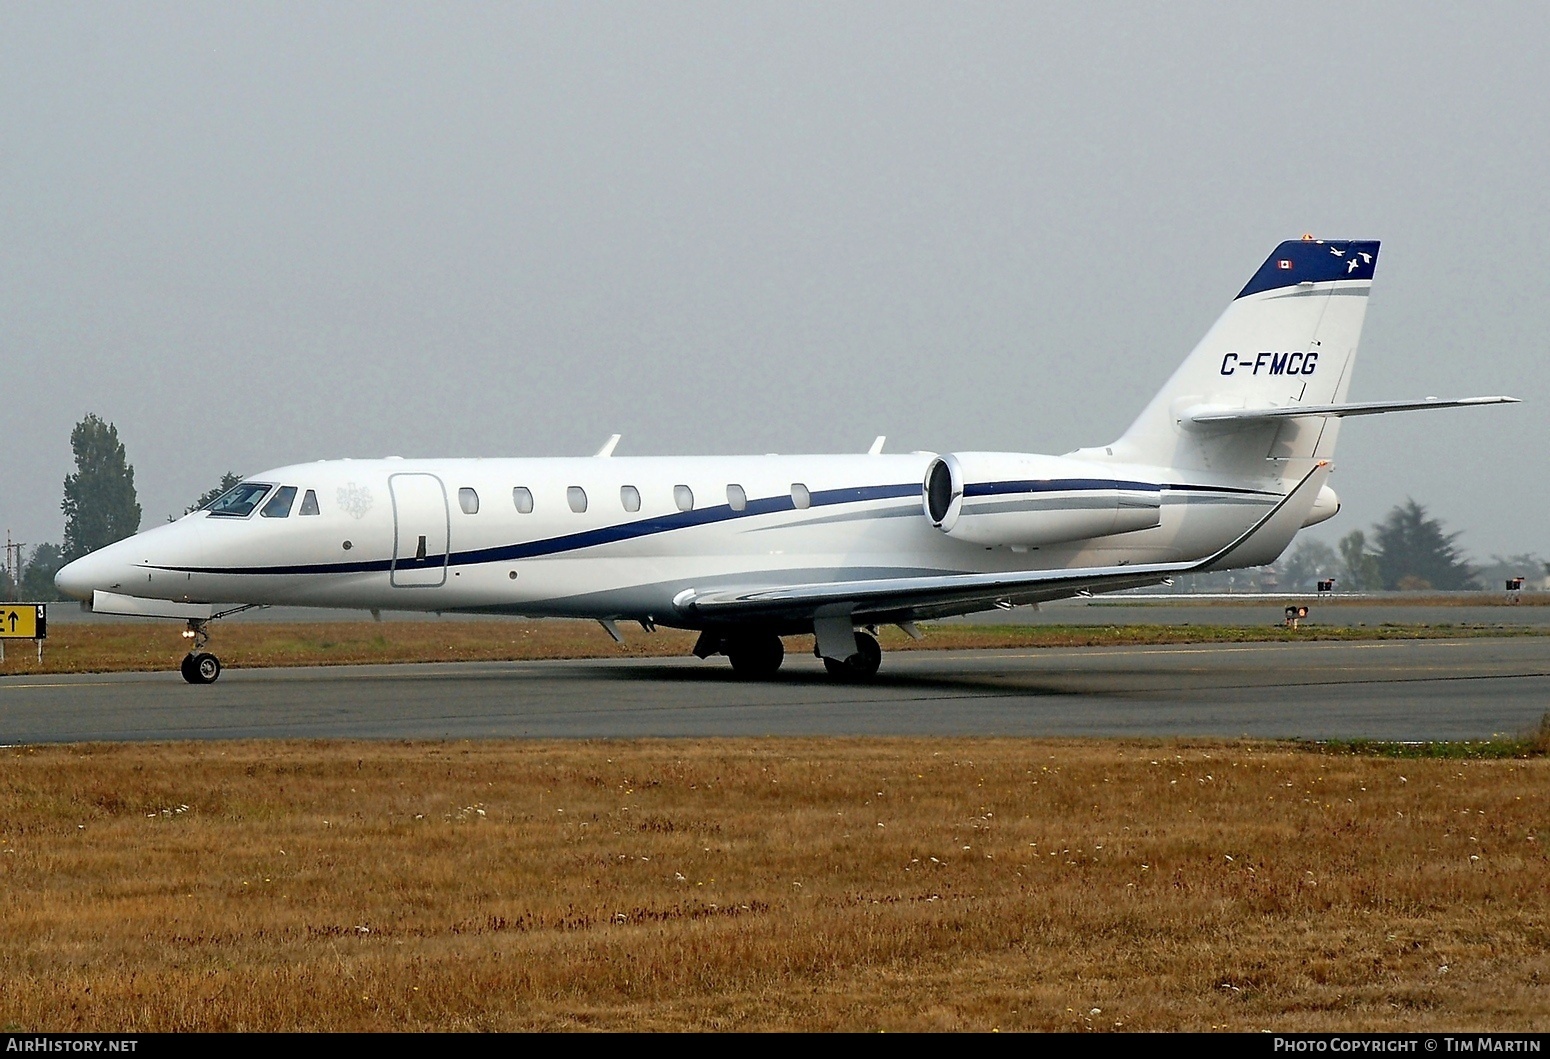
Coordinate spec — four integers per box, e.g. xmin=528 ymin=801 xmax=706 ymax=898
xmin=823 ymin=631 xmax=882 ymax=680
xmin=181 ymin=651 xmax=222 ymax=685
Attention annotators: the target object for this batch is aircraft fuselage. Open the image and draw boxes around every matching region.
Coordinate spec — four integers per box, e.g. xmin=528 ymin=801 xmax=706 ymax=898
xmin=58 ymin=451 xmax=1282 ymax=628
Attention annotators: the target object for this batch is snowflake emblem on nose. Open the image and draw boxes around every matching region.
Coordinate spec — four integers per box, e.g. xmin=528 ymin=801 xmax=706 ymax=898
xmin=337 ymin=483 xmax=374 ymax=520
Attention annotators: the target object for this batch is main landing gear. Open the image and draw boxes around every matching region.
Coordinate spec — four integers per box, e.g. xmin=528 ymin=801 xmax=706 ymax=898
xmin=693 ymin=629 xmax=792 ymax=680
xmin=180 ymin=618 xmax=221 ymax=684
xmin=821 ymin=630 xmax=882 ymax=680
xmin=694 ymin=627 xmax=883 ymax=680
xmin=724 ymin=633 xmax=785 ymax=679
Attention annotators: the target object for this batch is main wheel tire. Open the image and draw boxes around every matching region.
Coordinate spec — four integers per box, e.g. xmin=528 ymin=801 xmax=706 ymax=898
xmin=823 ymin=631 xmax=882 ymax=680
xmin=726 ymin=634 xmax=785 ymax=679
xmin=189 ymin=651 xmax=222 ymax=684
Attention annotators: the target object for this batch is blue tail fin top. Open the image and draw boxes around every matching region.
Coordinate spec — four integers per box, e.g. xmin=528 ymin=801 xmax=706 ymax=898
xmin=1237 ymin=239 xmax=1380 ymax=299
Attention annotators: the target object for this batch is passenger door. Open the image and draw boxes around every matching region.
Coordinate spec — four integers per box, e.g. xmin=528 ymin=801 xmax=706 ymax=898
xmin=389 ymin=473 xmax=450 ymax=587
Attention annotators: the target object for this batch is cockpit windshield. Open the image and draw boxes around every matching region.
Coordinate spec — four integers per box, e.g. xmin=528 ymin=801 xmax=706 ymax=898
xmin=260 ymin=486 xmax=298 ymax=518
xmin=206 ymin=482 xmax=273 ymax=518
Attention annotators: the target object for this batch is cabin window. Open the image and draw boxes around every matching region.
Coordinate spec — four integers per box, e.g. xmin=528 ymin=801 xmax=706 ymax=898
xmin=674 ymin=485 xmax=694 ymax=512
xmin=206 ymin=482 xmax=272 ymax=518
xmin=458 ymin=487 xmax=480 ymax=515
xmin=299 ymin=489 xmax=320 ymax=516
xmin=513 ymin=487 xmax=534 ymax=514
xmin=620 ymin=485 xmax=641 ymax=513
xmin=791 ymin=482 xmax=811 ymax=510
xmin=727 ymin=484 xmax=747 ymax=512
xmin=260 ymin=486 xmax=297 ymax=518
xmin=568 ymin=486 xmax=588 ymax=513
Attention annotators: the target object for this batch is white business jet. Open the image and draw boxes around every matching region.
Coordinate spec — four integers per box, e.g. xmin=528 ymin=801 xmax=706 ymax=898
xmin=56 ymin=238 xmax=1514 ymax=683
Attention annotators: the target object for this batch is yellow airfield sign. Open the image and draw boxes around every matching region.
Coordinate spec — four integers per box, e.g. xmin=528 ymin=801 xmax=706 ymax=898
xmin=0 ymin=604 xmax=46 ymax=639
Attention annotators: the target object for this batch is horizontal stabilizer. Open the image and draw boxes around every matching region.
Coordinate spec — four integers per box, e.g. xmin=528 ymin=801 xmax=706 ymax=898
xmin=1183 ymin=395 xmax=1518 ymax=426
xmin=682 ymin=463 xmax=1330 ymax=624
xmin=91 ymin=590 xmax=215 ymax=620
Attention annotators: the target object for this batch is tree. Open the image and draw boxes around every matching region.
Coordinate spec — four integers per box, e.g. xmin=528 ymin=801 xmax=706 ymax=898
xmin=21 ymin=543 xmax=66 ymax=601
xmin=1280 ymin=538 xmax=1338 ymax=591
xmin=1338 ymin=530 xmax=1381 ymax=591
xmin=1475 ymin=553 xmax=1548 ymax=591
xmin=61 ymin=414 xmax=141 ymax=561
xmin=1371 ymin=499 xmax=1477 ymax=591
xmin=186 ymin=472 xmax=245 ymax=515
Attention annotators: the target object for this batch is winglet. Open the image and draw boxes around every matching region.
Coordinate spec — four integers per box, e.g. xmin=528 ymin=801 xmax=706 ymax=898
xmin=868 ymin=436 xmax=886 ymax=455
xmin=594 ymin=434 xmax=622 ymax=458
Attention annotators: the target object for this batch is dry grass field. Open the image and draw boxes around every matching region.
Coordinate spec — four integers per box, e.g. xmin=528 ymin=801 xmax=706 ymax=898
xmin=4 ymin=618 xmax=1544 ymax=677
xmin=2 ymin=738 xmax=1547 ymax=1031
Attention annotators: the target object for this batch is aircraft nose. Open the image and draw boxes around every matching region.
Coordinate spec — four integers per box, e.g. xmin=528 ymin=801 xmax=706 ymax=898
xmin=54 ymin=549 xmax=122 ymax=602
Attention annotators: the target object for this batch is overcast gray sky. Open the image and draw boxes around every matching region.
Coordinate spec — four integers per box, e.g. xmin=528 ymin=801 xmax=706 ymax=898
xmin=3 ymin=2 xmax=1546 ymax=562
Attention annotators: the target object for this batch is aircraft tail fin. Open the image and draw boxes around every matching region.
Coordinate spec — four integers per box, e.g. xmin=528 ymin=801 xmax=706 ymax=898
xmin=1109 ymin=238 xmax=1379 ymax=478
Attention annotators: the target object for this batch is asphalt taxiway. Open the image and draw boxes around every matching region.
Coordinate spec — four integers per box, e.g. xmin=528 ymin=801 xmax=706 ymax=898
xmin=4 ymin=637 xmax=1547 ymax=743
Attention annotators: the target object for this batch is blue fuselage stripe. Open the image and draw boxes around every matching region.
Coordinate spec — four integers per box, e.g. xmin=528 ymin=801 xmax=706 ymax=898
xmin=154 ymin=478 xmax=1277 ymax=577
xmin=157 ymin=482 xmax=924 ymax=576
xmin=1160 ymin=483 xmax=1279 ymax=497
xmin=963 ymin=478 xmax=1161 ymax=497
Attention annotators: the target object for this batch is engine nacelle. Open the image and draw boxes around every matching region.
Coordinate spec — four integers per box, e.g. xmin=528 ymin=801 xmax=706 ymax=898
xmin=924 ymin=452 xmax=1162 ymax=547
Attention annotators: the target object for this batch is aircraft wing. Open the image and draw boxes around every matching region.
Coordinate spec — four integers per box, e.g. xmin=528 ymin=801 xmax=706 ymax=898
xmin=681 ymin=462 xmax=1331 ymax=626
xmin=1184 ymin=395 xmax=1517 ymax=425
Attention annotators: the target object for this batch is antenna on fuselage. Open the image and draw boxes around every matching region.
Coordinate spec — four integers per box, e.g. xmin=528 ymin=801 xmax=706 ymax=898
xmin=594 ymin=434 xmax=622 ymax=458
xmin=867 ymin=436 xmax=886 ymax=455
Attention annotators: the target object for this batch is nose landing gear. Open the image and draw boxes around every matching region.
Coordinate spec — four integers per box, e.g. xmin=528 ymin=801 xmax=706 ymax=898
xmin=180 ymin=618 xmax=222 ymax=684
xmin=180 ymin=649 xmax=222 ymax=684
xmin=173 ymin=604 xmax=261 ymax=684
